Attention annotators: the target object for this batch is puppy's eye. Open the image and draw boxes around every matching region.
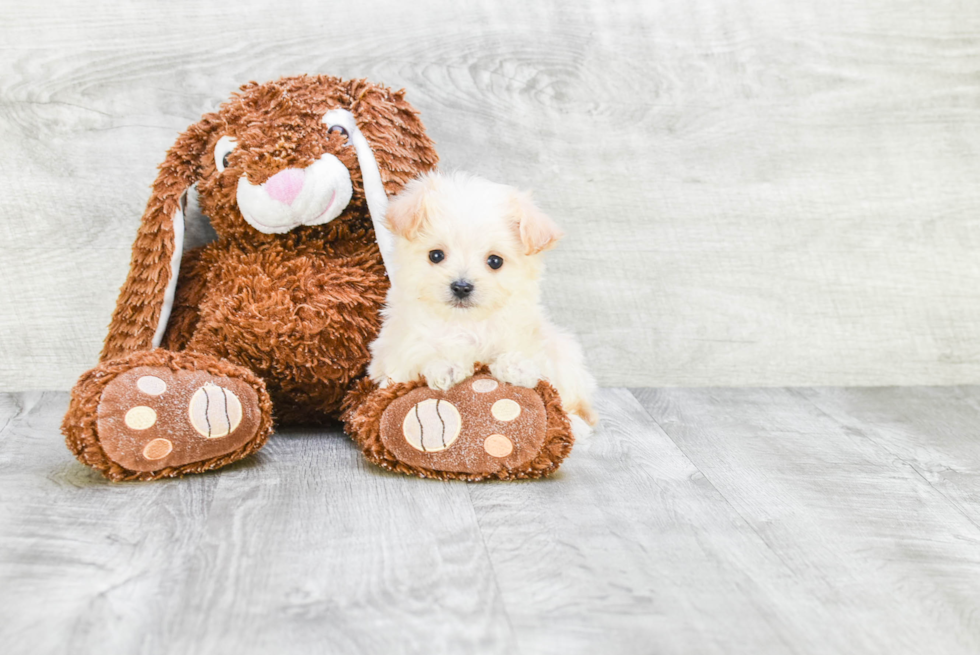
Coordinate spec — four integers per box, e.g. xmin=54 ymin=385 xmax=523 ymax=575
xmin=327 ymin=124 xmax=349 ymax=139
xmin=487 ymin=254 xmax=504 ymax=270
xmin=428 ymin=249 xmax=445 ymax=264
xmin=214 ymin=135 xmax=237 ymax=173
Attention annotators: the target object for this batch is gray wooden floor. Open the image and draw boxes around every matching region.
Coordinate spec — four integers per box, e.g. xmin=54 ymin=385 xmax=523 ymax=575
xmin=2 ymin=386 xmax=980 ymax=654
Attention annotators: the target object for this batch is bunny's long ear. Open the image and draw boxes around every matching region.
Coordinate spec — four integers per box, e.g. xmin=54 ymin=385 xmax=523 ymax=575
xmin=343 ymin=81 xmax=439 ymax=278
xmin=100 ymin=120 xmax=214 ymax=361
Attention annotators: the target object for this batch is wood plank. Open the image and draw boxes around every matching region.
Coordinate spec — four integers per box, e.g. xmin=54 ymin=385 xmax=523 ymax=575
xmin=469 ymin=387 xmax=820 ymax=655
xmin=0 ymin=391 xmax=223 ymax=654
xmin=799 ymin=385 xmax=980 ymax=528
xmin=4 ymin=0 xmax=980 ymax=390
xmin=6 ymin=387 xmax=980 ymax=653
xmin=632 ymin=386 xmax=980 ymax=654
xmin=157 ymin=427 xmax=515 ymax=655
xmin=0 ymin=392 xmax=514 ymax=654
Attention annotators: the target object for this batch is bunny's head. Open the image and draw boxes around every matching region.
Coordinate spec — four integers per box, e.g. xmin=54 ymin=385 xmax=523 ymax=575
xmin=101 ymin=76 xmax=438 ymax=360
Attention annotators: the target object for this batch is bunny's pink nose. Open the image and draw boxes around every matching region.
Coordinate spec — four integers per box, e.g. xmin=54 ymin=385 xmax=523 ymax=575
xmin=264 ymin=168 xmax=305 ymax=205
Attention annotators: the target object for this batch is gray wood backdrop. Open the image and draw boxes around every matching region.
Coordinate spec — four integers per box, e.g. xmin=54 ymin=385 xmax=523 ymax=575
xmin=2 ymin=0 xmax=979 ymax=391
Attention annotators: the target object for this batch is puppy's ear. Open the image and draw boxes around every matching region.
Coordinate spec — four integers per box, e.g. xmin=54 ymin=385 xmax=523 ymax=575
xmin=385 ymin=173 xmax=439 ymax=240
xmin=511 ymin=191 xmax=563 ymax=255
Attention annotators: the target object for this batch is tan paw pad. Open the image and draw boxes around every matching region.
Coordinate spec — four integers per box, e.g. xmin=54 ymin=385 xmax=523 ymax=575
xmin=471 ymin=379 xmax=498 ymax=393
xmin=142 ymin=438 xmax=173 ymax=461
xmin=125 ymin=406 xmax=157 ymax=430
xmin=491 ymin=398 xmax=521 ymax=422
xmin=188 ymin=383 xmax=243 ymax=438
xmin=402 ymin=398 xmax=461 ymax=452
xmin=136 ymin=375 xmax=167 ymax=395
xmin=484 ymin=434 xmax=514 ymax=458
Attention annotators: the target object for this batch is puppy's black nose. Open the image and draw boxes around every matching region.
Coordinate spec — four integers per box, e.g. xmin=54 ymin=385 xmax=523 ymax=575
xmin=450 ymin=279 xmax=474 ymax=299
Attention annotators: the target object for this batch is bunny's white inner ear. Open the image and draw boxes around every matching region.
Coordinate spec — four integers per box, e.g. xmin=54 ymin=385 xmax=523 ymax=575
xmin=323 ymin=109 xmax=395 ymax=278
xmin=182 ymin=185 xmax=218 ymax=252
xmin=151 ymin=192 xmax=186 ymax=348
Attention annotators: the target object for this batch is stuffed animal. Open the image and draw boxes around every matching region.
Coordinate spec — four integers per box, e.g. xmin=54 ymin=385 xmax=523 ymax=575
xmin=62 ymin=74 xmax=575 ymax=482
xmin=343 ymin=367 xmax=575 ymax=481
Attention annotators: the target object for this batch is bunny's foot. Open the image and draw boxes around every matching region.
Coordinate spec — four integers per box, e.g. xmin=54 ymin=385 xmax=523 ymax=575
xmin=343 ymin=369 xmax=574 ymax=481
xmin=63 ymin=349 xmax=273 ymax=481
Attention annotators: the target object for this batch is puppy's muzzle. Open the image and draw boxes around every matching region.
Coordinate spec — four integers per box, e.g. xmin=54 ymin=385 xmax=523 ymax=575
xmin=450 ymin=279 xmax=475 ymax=300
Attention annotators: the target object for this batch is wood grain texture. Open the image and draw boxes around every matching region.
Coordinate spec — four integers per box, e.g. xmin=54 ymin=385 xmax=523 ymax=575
xmin=467 ymin=388 xmax=803 ymax=654
xmin=0 ymin=391 xmax=226 ymax=654
xmin=632 ymin=385 xmax=980 ymax=654
xmin=2 ymin=0 xmax=980 ymax=389
xmin=0 ymin=393 xmax=514 ymax=655
xmin=156 ymin=434 xmax=515 ymax=655
xmin=5 ymin=386 xmax=980 ymax=653
xmin=799 ymin=385 xmax=980 ymax=530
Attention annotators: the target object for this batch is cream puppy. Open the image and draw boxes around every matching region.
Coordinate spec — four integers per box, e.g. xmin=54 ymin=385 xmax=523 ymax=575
xmin=368 ymin=171 xmax=598 ymax=428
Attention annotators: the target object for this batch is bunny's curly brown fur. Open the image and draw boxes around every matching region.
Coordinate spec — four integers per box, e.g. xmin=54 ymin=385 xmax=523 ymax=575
xmin=64 ymin=76 xmax=439 ymax=479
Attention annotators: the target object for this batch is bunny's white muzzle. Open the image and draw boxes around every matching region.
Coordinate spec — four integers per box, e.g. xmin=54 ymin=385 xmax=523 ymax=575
xmin=236 ymin=154 xmax=354 ymax=234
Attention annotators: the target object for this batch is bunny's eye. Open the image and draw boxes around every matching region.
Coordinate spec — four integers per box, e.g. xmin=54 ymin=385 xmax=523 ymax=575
xmin=322 ymin=109 xmax=355 ymax=145
xmin=214 ymin=136 xmax=237 ymax=173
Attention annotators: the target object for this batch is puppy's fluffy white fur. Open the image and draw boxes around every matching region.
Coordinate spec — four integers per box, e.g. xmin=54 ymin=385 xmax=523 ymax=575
xmin=368 ymin=171 xmax=598 ymax=428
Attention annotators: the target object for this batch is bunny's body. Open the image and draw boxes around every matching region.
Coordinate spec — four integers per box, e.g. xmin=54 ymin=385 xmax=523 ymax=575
xmin=164 ymin=233 xmax=388 ymax=424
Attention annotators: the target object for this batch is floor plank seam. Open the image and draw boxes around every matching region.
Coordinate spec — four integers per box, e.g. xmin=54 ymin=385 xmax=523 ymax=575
xmin=625 ymin=388 xmax=800 ymax=575
xmin=0 ymin=392 xmax=40 ymax=451
xmin=463 ymin=484 xmax=523 ymax=654
xmin=904 ymin=462 xmax=980 ymax=535
xmin=0 ymin=392 xmax=30 ymax=438
xmin=0 ymin=414 xmax=14 ymax=440
xmin=790 ymin=387 xmax=980 ymax=536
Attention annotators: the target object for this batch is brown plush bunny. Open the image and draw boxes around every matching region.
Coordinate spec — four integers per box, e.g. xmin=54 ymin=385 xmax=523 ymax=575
xmin=63 ymin=74 xmax=576 ymax=483
xmin=62 ymin=75 xmax=438 ymax=480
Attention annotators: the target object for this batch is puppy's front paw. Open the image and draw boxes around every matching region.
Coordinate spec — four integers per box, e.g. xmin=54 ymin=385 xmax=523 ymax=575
xmin=422 ymin=360 xmax=474 ymax=391
xmin=490 ymin=353 xmax=542 ymax=389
